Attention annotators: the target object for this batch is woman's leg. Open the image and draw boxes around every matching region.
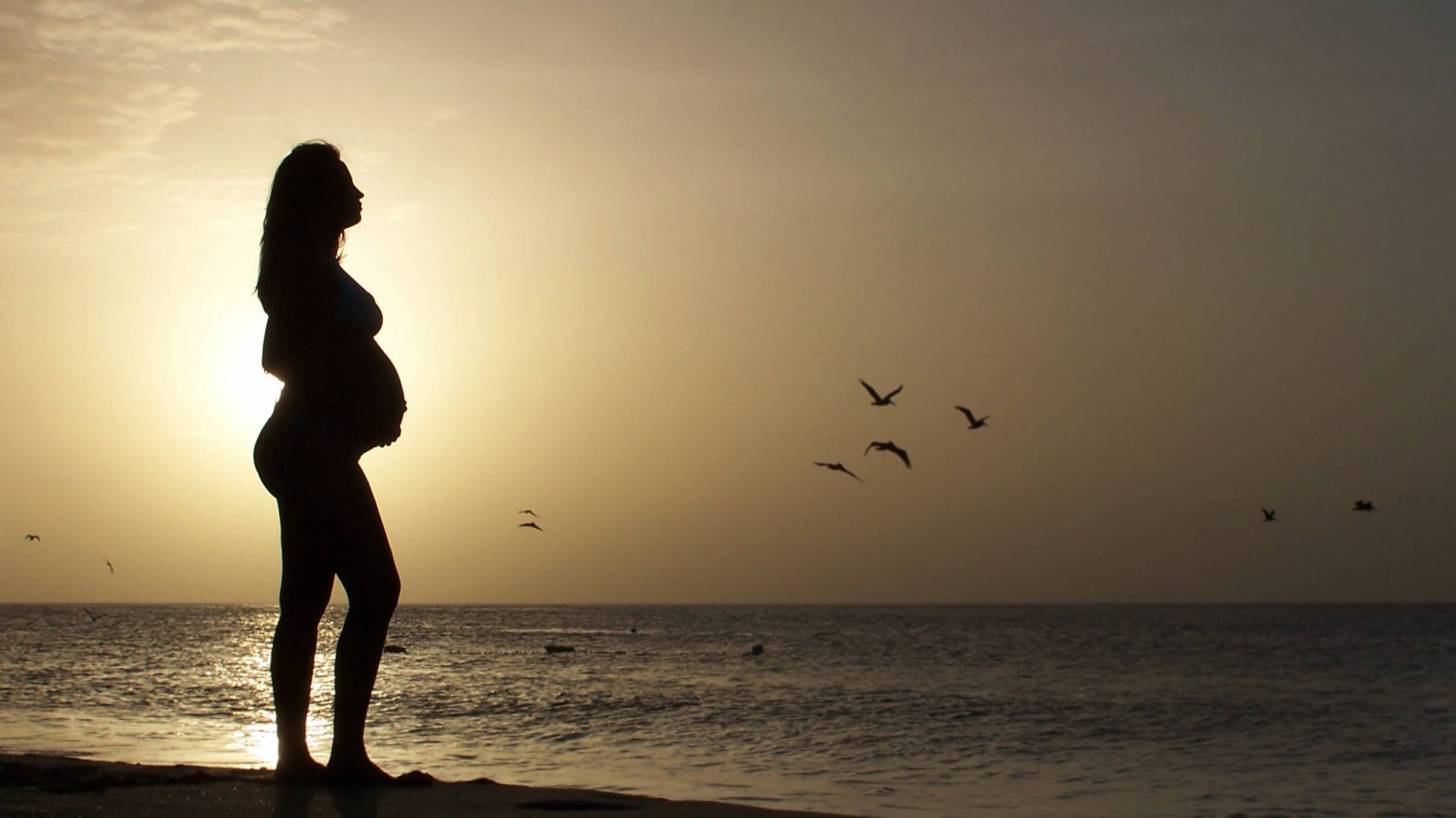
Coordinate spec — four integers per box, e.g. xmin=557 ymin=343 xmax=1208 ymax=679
xmin=259 ymin=413 xmax=334 ymax=782
xmin=324 ymin=460 xmax=401 ymax=782
xmin=271 ymin=500 xmax=335 ymax=780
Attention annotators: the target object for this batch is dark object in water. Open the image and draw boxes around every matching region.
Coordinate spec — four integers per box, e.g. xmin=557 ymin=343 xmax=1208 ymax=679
xmin=383 ymin=644 xmax=407 ymax=654
xmin=745 ymin=643 xmax=764 ymax=657
xmin=544 ymin=644 xmax=575 ymax=654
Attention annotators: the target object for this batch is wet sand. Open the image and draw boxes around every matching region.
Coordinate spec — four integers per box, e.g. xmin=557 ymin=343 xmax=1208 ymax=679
xmin=0 ymin=754 xmax=863 ymax=817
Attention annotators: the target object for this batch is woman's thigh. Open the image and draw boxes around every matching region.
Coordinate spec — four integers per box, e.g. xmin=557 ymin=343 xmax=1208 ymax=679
xmin=326 ymin=462 xmax=399 ymax=602
xmin=277 ymin=433 xmax=397 ymax=602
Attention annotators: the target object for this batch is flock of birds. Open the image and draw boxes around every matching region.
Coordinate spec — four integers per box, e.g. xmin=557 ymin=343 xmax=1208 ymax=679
xmin=812 ymin=378 xmax=989 ymax=482
xmin=1260 ymin=499 xmax=1379 ymax=522
xmin=507 ymin=378 xmax=990 ymax=527
xmin=810 ymin=379 xmax=1380 ymax=523
xmin=517 ymin=510 xmax=544 ymax=532
xmin=20 ymin=379 xmax=1385 ymax=566
xmin=17 ymin=535 xmax=115 ymax=575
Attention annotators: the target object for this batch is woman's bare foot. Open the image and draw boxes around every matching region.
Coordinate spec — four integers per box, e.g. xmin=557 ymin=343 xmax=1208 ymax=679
xmin=274 ymin=757 xmax=327 ymax=785
xmin=325 ymin=756 xmax=394 ymax=787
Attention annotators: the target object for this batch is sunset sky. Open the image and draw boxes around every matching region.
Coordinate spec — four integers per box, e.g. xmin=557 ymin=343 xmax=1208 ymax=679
xmin=2 ymin=1 xmax=1454 ymax=604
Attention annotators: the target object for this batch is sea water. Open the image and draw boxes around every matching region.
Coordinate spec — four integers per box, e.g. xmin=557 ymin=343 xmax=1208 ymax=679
xmin=1 ymin=604 xmax=1453 ymax=817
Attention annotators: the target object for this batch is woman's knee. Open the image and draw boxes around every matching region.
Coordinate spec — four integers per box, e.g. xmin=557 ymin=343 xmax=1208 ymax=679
xmin=278 ymin=576 xmax=332 ymax=628
xmin=372 ymin=571 xmax=402 ymax=616
xmin=345 ymin=569 xmax=399 ymax=622
xmin=277 ymin=603 xmax=328 ymax=636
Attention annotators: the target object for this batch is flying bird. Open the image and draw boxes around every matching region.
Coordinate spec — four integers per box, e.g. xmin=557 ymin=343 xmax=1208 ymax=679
xmin=814 ymin=461 xmax=863 ymax=482
xmin=517 ymin=509 xmax=538 ymax=517
xmin=24 ymin=534 xmax=41 ymax=541
xmin=82 ymin=607 xmax=103 ymax=623
xmin=1261 ymin=508 xmax=1277 ymax=522
xmin=955 ymin=406 xmax=989 ymax=429
xmin=864 ymin=440 xmax=911 ymax=469
xmin=1352 ymin=500 xmax=1377 ymax=512
xmin=859 ymin=379 xmax=902 ymax=407
xmin=105 ymin=560 xmax=114 ymax=575
xmin=519 ymin=521 xmax=544 ymax=531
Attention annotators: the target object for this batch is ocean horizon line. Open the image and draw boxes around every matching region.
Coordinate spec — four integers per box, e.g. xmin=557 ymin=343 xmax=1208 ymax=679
xmin=4 ymin=599 xmax=1455 ymax=607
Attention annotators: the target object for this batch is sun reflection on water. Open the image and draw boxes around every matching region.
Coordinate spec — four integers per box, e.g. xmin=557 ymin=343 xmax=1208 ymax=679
xmin=226 ymin=715 xmax=330 ymax=769
xmin=220 ymin=640 xmax=336 ymax=769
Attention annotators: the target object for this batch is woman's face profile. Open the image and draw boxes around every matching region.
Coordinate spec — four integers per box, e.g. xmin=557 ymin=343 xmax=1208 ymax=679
xmin=331 ymin=161 xmax=364 ymax=230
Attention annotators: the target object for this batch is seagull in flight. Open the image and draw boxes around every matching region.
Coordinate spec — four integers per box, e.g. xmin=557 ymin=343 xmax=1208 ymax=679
xmin=864 ymin=440 xmax=911 ymax=469
xmin=519 ymin=521 xmax=544 ymax=531
xmin=1261 ymin=508 xmax=1277 ymax=522
xmin=814 ymin=461 xmax=863 ymax=482
xmin=955 ymin=406 xmax=989 ymax=429
xmin=859 ymin=379 xmax=902 ymax=407
xmin=105 ymin=560 xmax=114 ymax=575
xmin=24 ymin=534 xmax=41 ymax=541
xmin=517 ymin=509 xmax=538 ymax=517
xmin=1352 ymin=500 xmax=1377 ymax=512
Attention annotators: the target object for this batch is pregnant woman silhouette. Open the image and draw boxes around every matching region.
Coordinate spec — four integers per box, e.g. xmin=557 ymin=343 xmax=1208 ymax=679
xmin=253 ymin=141 xmax=408 ymax=785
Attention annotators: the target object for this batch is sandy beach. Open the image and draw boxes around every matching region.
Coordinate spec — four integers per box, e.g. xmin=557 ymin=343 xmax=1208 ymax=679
xmin=0 ymin=754 xmax=864 ymax=818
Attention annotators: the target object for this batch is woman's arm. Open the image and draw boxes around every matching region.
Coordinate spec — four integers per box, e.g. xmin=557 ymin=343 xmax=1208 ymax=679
xmin=261 ymin=261 xmax=339 ymax=381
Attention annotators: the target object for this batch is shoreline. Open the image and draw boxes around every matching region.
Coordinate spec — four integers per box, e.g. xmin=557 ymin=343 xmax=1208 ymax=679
xmin=0 ymin=753 xmax=865 ymax=817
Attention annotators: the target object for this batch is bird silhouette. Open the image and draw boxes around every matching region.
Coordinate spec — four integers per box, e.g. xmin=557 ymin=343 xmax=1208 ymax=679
xmin=82 ymin=607 xmax=103 ymax=623
xmin=24 ymin=534 xmax=41 ymax=541
xmin=1261 ymin=508 xmax=1277 ymax=522
xmin=814 ymin=461 xmax=863 ymax=482
xmin=517 ymin=509 xmax=538 ymax=517
xmin=864 ymin=440 xmax=911 ymax=469
xmin=1352 ymin=500 xmax=1377 ymax=512
xmin=105 ymin=560 xmax=114 ymax=575
xmin=519 ymin=521 xmax=544 ymax=531
xmin=955 ymin=406 xmax=989 ymax=429
xmin=859 ymin=379 xmax=902 ymax=406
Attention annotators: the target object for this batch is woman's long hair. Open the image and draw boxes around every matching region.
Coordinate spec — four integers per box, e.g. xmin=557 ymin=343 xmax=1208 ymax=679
xmin=257 ymin=141 xmax=347 ymax=313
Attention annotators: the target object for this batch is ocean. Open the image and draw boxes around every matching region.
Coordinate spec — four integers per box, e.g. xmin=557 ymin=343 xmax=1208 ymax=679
xmin=1 ymin=604 xmax=1453 ymax=817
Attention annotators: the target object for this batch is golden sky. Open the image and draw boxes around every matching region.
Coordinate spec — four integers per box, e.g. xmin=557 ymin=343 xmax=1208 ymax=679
xmin=3 ymin=1 xmax=1454 ymax=603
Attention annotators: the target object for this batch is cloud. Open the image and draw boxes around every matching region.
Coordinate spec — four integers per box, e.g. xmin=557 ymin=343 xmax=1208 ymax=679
xmin=27 ymin=0 xmax=345 ymax=69
xmin=0 ymin=0 xmax=346 ymax=239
